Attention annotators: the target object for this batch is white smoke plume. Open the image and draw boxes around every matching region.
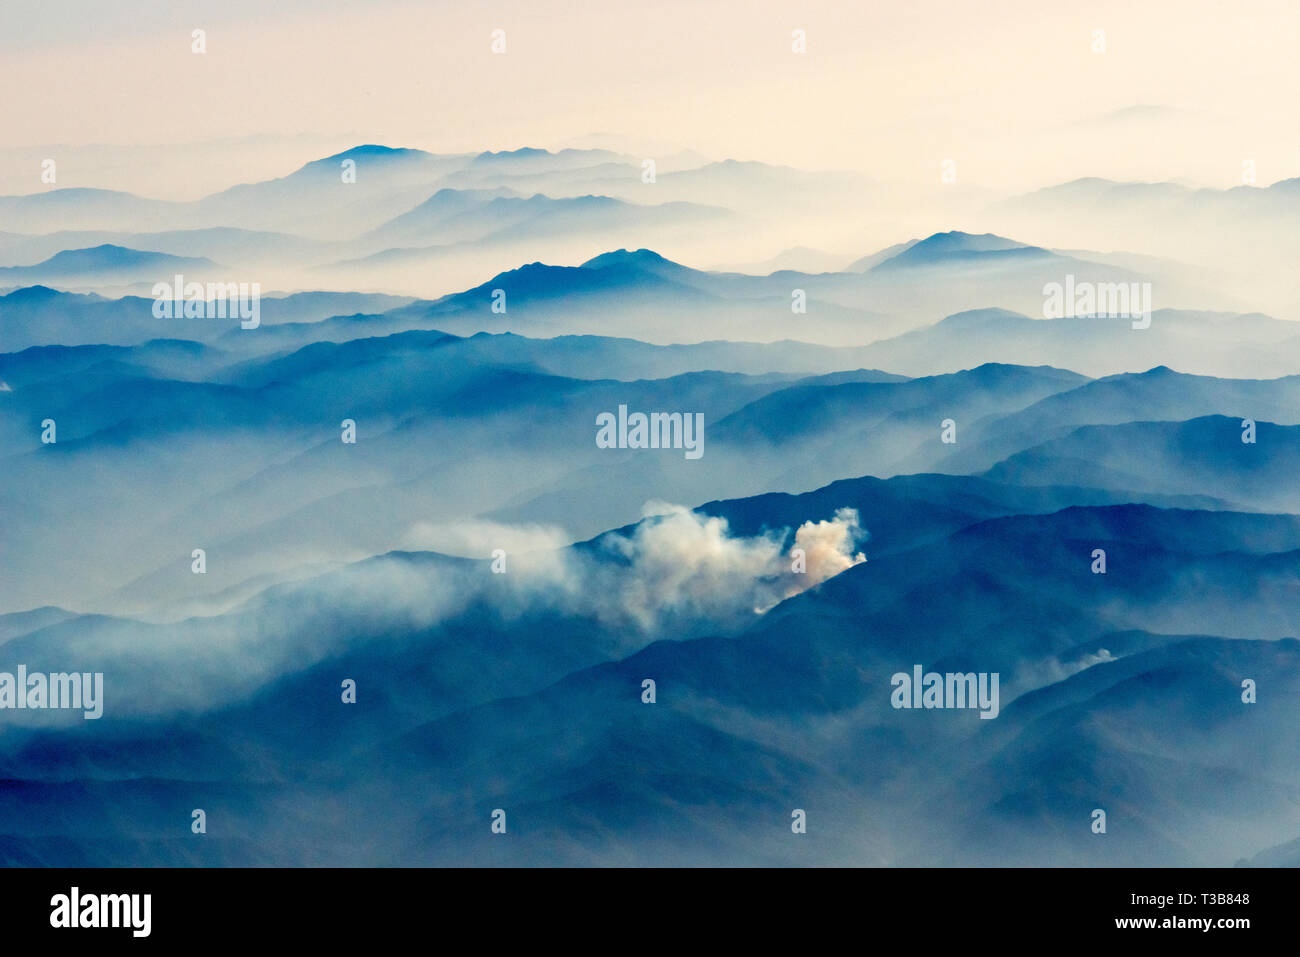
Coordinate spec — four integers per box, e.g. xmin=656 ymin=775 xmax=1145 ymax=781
xmin=577 ymin=502 xmax=867 ymax=629
xmin=782 ymin=507 xmax=869 ymax=602
xmin=11 ymin=504 xmax=869 ymax=721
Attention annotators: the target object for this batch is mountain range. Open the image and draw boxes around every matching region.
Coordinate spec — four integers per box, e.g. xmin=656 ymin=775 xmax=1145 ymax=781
xmin=2 ymin=141 xmax=1298 ymax=868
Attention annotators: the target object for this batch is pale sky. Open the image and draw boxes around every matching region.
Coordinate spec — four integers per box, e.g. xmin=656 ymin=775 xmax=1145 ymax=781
xmin=2 ymin=0 xmax=1298 ymax=197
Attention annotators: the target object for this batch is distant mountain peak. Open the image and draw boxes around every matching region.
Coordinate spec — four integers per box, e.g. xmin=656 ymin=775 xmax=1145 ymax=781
xmin=1 ymin=284 xmax=65 ymax=302
xmin=1094 ymin=364 xmax=1188 ymax=384
xmin=934 ymin=307 xmax=1032 ymax=327
xmin=580 ymin=248 xmax=677 ymax=269
xmin=872 ymin=231 xmax=1048 ymax=269
xmin=325 ymin=144 xmax=421 ymax=160
xmin=475 ymin=147 xmax=551 ymax=161
xmin=40 ymin=244 xmax=213 ymax=268
xmin=1058 ymin=176 xmax=1122 ymax=188
xmin=62 ymin=242 xmax=133 ymax=256
xmin=915 ymin=230 xmax=1028 ymax=251
xmin=293 ymin=145 xmax=432 ymax=177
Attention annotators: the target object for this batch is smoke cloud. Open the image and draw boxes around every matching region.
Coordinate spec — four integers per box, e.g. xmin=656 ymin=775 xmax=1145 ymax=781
xmin=6 ymin=504 xmax=869 ymax=722
xmin=581 ymin=502 xmax=867 ymax=627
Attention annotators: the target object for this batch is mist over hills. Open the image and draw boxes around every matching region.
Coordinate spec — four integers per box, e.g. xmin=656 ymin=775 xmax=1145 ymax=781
xmin=985 ymin=176 xmax=1300 ymax=317
xmin=3 ymin=320 xmax=1295 ymax=639
xmin=2 ymin=487 xmax=1296 ymax=866
xmin=0 ymin=245 xmax=225 ymax=294
xmin=2 ymin=138 xmax=1299 ymax=868
xmin=2 ymin=235 xmax=1277 ymax=376
xmin=0 ymin=143 xmax=1275 ymax=314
